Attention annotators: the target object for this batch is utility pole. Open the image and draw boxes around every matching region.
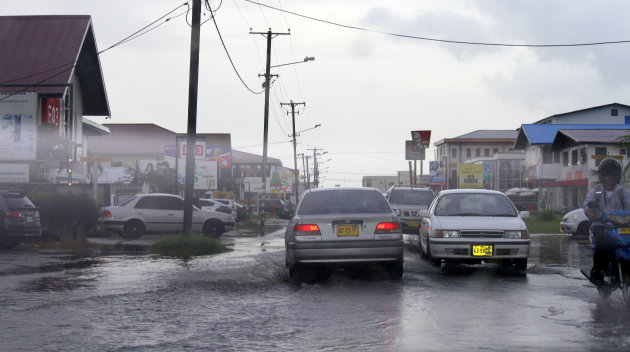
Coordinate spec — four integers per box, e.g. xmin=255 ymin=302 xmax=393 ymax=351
xmin=183 ymin=0 xmax=201 ymax=235
xmin=281 ymin=100 xmax=305 ymax=203
xmin=305 ymin=155 xmax=310 ymax=189
xmin=250 ymin=29 xmax=290 ymax=235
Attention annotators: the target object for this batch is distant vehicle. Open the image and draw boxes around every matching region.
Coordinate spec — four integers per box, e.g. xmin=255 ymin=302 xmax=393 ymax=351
xmin=261 ymin=199 xmax=287 ymax=214
xmin=385 ymin=184 xmax=435 ymax=234
xmin=418 ymin=189 xmax=530 ymax=272
xmin=285 ymin=187 xmax=403 ymax=283
xmin=208 ymin=198 xmax=237 ymax=221
xmin=99 ymin=193 xmax=235 ymax=239
xmin=194 ymin=198 xmax=232 ymax=216
xmin=234 ymin=202 xmax=250 ymax=222
xmin=0 ymin=190 xmax=41 ymax=249
xmin=560 ymin=208 xmax=590 ymax=237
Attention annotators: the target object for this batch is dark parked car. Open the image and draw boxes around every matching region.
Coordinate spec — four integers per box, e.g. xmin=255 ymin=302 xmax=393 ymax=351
xmin=261 ymin=199 xmax=287 ymax=213
xmin=234 ymin=202 xmax=250 ymax=221
xmin=0 ymin=190 xmax=42 ymax=249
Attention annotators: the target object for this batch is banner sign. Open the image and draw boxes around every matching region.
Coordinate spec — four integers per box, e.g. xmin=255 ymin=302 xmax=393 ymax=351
xmin=405 ymin=140 xmax=425 ymax=160
xmin=459 ymin=164 xmax=484 ymax=189
xmin=0 ymin=92 xmax=37 ymax=160
xmin=429 ymin=161 xmax=446 ymax=185
xmin=0 ymin=163 xmax=29 ymax=183
xmin=205 ymin=145 xmax=231 ymax=168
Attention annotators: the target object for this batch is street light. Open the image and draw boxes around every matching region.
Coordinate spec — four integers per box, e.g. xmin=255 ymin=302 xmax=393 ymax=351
xmin=270 ymin=56 xmax=315 ymax=68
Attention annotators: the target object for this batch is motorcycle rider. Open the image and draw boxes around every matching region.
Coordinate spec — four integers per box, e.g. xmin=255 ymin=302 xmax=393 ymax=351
xmin=583 ymin=157 xmax=630 ymax=285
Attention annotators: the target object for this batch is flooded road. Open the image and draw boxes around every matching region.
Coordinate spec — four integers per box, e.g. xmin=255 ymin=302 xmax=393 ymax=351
xmin=1 ymin=229 xmax=630 ymax=351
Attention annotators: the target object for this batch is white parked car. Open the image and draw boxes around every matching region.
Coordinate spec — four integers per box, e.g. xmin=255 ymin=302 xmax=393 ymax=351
xmin=560 ymin=208 xmax=590 ymax=237
xmin=99 ymin=193 xmax=235 ymax=239
xmin=418 ymin=189 xmax=531 ymax=272
xmin=206 ymin=198 xmax=237 ymax=222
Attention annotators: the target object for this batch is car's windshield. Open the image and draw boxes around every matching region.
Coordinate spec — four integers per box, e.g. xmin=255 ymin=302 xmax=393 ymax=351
xmin=298 ymin=190 xmax=391 ymax=215
xmin=434 ymin=193 xmax=517 ymax=217
xmin=389 ymin=189 xmax=434 ymax=205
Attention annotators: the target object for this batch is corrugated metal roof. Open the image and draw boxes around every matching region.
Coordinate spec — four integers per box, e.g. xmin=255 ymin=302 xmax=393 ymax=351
xmin=455 ymin=130 xmax=519 ymax=139
xmin=514 ymin=124 xmax=630 ymax=149
xmin=533 ymin=103 xmax=630 ymax=124
xmin=0 ymin=15 xmax=109 ymax=116
xmin=558 ymin=129 xmax=629 ymax=143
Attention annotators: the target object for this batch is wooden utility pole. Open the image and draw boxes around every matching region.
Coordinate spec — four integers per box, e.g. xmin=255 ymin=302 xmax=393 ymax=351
xmin=281 ymin=100 xmax=305 ymax=203
xmin=183 ymin=0 xmax=201 ymax=235
xmin=250 ymin=29 xmax=289 ymax=235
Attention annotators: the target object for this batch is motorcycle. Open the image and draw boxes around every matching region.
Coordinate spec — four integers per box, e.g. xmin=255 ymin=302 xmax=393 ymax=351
xmin=277 ymin=206 xmax=294 ymax=220
xmin=580 ymin=201 xmax=630 ymax=303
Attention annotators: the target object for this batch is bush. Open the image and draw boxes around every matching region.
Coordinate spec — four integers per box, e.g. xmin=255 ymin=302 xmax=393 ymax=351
xmin=28 ymin=190 xmax=100 ymax=239
xmin=150 ymin=234 xmax=229 ymax=259
xmin=537 ymin=209 xmax=557 ymax=222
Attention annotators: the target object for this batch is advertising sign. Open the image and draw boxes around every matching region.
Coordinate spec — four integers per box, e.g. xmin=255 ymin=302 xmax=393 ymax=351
xmin=459 ymin=164 xmax=484 ymax=189
xmin=41 ymin=98 xmax=61 ymax=135
xmin=177 ymin=159 xmax=217 ymax=190
xmin=429 ymin=161 xmax=447 ymax=185
xmin=405 ymin=140 xmax=425 ymax=160
xmin=205 ymin=145 xmax=231 ymax=168
xmin=411 ymin=130 xmax=431 ymax=148
xmin=0 ymin=163 xmax=29 ymax=183
xmin=0 ymin=92 xmax=37 ymax=160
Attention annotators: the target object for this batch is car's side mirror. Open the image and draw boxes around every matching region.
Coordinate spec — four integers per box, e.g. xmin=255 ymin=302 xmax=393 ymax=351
xmin=519 ymin=211 xmax=530 ymax=219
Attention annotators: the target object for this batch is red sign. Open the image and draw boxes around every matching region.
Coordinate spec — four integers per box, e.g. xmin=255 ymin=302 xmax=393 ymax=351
xmin=180 ymin=143 xmax=205 ymax=158
xmin=41 ymin=98 xmax=61 ymax=135
xmin=411 ymin=130 xmax=431 ymax=148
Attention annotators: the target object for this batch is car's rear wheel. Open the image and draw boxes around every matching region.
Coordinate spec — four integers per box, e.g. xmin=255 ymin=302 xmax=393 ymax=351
xmin=122 ymin=220 xmax=144 ymax=239
xmin=203 ymin=219 xmax=224 ymax=238
xmin=576 ymin=222 xmax=590 ymax=237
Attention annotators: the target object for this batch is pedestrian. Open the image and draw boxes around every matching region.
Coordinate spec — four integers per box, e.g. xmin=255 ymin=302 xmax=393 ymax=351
xmin=583 ymin=158 xmax=630 ymax=285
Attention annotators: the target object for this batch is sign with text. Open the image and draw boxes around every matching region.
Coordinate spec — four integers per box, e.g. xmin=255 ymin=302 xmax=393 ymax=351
xmin=458 ymin=164 xmax=484 ymax=189
xmin=405 ymin=140 xmax=425 ymax=160
xmin=0 ymin=92 xmax=37 ymax=160
xmin=411 ymin=130 xmax=431 ymax=148
xmin=0 ymin=164 xmax=29 ymax=183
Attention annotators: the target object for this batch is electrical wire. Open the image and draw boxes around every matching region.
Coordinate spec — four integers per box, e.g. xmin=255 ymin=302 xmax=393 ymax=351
xmin=243 ymin=0 xmax=630 ymax=48
xmin=208 ymin=5 xmax=264 ymax=94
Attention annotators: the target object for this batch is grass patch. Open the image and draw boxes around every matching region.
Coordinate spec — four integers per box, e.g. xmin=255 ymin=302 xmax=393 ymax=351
xmin=21 ymin=238 xmax=99 ymax=255
xmin=150 ymin=233 xmax=230 ymax=259
xmin=524 ymin=211 xmax=563 ymax=234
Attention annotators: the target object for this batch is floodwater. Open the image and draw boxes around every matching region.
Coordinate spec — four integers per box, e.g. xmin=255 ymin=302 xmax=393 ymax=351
xmin=1 ymin=229 xmax=630 ymax=351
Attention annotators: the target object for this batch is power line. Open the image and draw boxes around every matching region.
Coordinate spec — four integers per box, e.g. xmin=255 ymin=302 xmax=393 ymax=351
xmin=243 ymin=0 xmax=630 ymax=48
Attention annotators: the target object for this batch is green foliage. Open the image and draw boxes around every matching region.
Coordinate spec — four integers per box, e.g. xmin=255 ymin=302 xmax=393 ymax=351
xmin=150 ymin=233 xmax=229 ymax=259
xmin=28 ymin=190 xmax=100 ymax=238
xmin=538 ymin=209 xmax=557 ymax=222
xmin=523 ymin=211 xmax=563 ymax=234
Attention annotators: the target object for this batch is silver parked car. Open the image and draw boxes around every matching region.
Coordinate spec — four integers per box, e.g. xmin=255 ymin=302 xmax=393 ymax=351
xmin=386 ymin=184 xmax=435 ymax=234
xmin=560 ymin=208 xmax=590 ymax=237
xmin=99 ymin=193 xmax=235 ymax=239
xmin=285 ymin=187 xmax=403 ymax=282
xmin=418 ymin=189 xmax=530 ymax=272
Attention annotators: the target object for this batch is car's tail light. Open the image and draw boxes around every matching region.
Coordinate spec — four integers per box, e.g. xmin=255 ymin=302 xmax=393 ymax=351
xmin=34 ymin=210 xmax=40 ymax=219
xmin=294 ymin=224 xmax=321 ymax=235
xmin=375 ymin=222 xmax=401 ymax=234
xmin=103 ymin=210 xmax=113 ymax=217
xmin=5 ymin=211 xmax=22 ymax=219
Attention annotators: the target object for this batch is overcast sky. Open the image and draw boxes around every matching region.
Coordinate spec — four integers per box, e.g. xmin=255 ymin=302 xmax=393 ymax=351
xmin=6 ymin=0 xmax=630 ymax=187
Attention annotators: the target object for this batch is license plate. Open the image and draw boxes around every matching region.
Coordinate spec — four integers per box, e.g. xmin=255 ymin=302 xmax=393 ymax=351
xmin=25 ymin=216 xmax=33 ymax=223
xmin=408 ymin=221 xmax=419 ymax=228
xmin=620 ymin=228 xmax=630 ymax=234
xmin=472 ymin=245 xmax=493 ymax=256
xmin=337 ymin=224 xmax=359 ymax=236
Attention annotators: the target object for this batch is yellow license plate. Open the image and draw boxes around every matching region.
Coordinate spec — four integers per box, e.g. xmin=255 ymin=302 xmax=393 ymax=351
xmin=472 ymin=245 xmax=493 ymax=257
xmin=620 ymin=228 xmax=630 ymax=234
xmin=408 ymin=221 xmax=419 ymax=228
xmin=337 ymin=224 xmax=359 ymax=236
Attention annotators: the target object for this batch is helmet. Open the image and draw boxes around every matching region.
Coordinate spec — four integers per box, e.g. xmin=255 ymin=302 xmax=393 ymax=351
xmin=598 ymin=158 xmax=622 ymax=175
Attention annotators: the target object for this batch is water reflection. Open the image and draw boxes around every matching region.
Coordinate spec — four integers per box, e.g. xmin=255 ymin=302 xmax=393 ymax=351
xmin=529 ymin=234 xmax=592 ymax=269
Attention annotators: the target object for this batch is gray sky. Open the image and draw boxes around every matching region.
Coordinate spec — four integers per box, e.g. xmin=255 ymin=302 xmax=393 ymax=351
xmin=6 ymin=0 xmax=630 ymax=187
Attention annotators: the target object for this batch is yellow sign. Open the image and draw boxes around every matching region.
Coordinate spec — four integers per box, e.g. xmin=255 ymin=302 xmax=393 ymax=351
xmin=591 ymin=155 xmax=623 ymax=160
xmin=459 ymin=164 xmax=483 ymax=189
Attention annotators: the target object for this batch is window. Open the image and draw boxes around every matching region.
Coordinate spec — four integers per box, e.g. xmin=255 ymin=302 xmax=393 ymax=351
xmin=475 ymin=148 xmax=480 ymax=157
xmin=451 ymin=148 xmax=457 ymax=158
xmin=484 ymin=148 xmax=490 ymax=157
xmin=542 ymin=147 xmax=553 ymax=164
xmin=580 ymin=148 xmax=587 ymax=164
xmin=595 ymin=147 xmax=607 ymax=167
xmin=466 ymin=148 xmax=471 ymax=158
xmin=493 ymin=148 xmax=499 ymax=155
xmin=570 ymin=150 xmax=578 ymax=165
xmin=562 ymin=152 xmax=569 ymax=166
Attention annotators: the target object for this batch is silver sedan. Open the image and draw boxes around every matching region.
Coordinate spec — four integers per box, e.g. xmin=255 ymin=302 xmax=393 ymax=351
xmin=285 ymin=187 xmax=403 ymax=282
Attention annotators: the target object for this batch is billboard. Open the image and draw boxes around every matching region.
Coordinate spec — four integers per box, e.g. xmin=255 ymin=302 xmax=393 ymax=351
xmin=411 ymin=130 xmax=431 ymax=149
xmin=429 ymin=161 xmax=447 ymax=185
xmin=205 ymin=145 xmax=231 ymax=168
xmin=405 ymin=140 xmax=425 ymax=160
xmin=0 ymin=92 xmax=37 ymax=160
xmin=459 ymin=164 xmax=483 ymax=189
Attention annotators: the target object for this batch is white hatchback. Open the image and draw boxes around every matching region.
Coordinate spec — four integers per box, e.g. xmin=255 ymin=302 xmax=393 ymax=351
xmin=418 ymin=189 xmax=530 ymax=272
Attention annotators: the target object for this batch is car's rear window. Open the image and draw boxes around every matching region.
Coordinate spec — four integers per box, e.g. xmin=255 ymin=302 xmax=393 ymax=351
xmin=434 ymin=193 xmax=517 ymax=217
xmin=389 ymin=189 xmax=434 ymax=205
xmin=298 ymin=190 xmax=391 ymax=215
xmin=1 ymin=195 xmax=34 ymax=209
